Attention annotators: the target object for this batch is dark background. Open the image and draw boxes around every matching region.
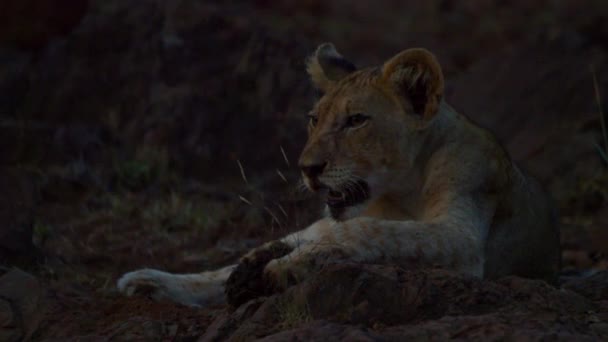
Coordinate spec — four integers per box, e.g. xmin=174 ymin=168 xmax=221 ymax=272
xmin=1 ymin=0 xmax=607 ymax=338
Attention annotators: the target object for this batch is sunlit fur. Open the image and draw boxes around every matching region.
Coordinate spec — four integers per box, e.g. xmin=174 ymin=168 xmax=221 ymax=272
xmin=117 ymin=44 xmax=560 ymax=307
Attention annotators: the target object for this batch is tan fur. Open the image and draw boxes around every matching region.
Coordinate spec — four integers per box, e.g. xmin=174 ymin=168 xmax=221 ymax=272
xmin=117 ymin=44 xmax=560 ymax=307
xmin=306 ymin=43 xmax=356 ymax=92
xmin=305 ymin=44 xmax=336 ymax=91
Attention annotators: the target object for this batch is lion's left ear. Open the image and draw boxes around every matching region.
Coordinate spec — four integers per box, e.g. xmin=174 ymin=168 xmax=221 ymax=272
xmin=381 ymin=48 xmax=444 ymax=121
xmin=306 ymin=43 xmax=357 ymax=92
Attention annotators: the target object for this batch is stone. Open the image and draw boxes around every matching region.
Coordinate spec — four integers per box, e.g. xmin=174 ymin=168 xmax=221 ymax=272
xmin=0 ymin=269 xmax=49 ymax=341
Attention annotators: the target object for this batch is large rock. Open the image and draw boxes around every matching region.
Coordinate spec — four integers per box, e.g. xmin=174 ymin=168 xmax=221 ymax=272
xmin=0 ymin=0 xmax=88 ymax=50
xmin=201 ymin=264 xmax=606 ymax=341
xmin=0 ymin=269 xmax=50 ymax=341
xmin=0 ymin=168 xmax=40 ymax=269
xmin=448 ymin=36 xmax=608 ymax=192
xmin=564 ymin=270 xmax=608 ymax=301
xmin=2 ymin=0 xmax=313 ymax=182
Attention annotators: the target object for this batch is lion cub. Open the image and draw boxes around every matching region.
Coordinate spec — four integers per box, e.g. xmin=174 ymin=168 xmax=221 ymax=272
xmin=117 ymin=43 xmax=560 ymax=307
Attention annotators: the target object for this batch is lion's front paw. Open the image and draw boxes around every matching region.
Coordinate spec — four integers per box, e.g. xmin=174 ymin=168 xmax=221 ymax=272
xmin=240 ymin=240 xmax=293 ymax=264
xmin=117 ymin=269 xmax=206 ymax=307
xmin=225 ymin=241 xmax=292 ymax=307
xmin=117 ymin=269 xmax=172 ymax=298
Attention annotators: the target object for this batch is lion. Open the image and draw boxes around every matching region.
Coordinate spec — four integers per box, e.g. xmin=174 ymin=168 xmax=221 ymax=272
xmin=117 ymin=43 xmax=560 ymax=307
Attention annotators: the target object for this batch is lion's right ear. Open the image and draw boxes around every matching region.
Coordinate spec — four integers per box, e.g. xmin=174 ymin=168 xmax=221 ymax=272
xmin=306 ymin=43 xmax=356 ymax=92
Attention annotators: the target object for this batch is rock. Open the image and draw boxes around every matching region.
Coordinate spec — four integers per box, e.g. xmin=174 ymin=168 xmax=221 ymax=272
xmin=447 ymin=37 xmax=608 ymax=204
xmin=0 ymin=298 xmax=19 ymax=342
xmin=0 ymin=0 xmax=88 ymax=50
xmin=0 ymin=269 xmax=49 ymax=341
xmin=105 ymin=317 xmax=165 ymax=341
xmin=563 ymin=271 xmax=608 ymax=301
xmin=258 ymin=320 xmax=382 ymax=342
xmin=0 ymin=48 xmax=31 ymax=119
xmin=6 ymin=0 xmax=312 ymax=183
xmin=203 ymin=264 xmax=603 ymax=340
xmin=0 ymin=168 xmax=41 ymax=269
xmin=200 ymin=298 xmax=267 ymax=342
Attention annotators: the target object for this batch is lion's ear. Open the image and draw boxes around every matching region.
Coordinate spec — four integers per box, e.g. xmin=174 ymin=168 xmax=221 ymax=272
xmin=382 ymin=48 xmax=444 ymax=120
xmin=306 ymin=43 xmax=356 ymax=92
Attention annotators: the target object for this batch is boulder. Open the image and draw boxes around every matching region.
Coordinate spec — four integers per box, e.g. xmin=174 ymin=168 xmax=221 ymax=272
xmin=202 ymin=264 xmax=606 ymax=341
xmin=0 ymin=269 xmax=50 ymax=341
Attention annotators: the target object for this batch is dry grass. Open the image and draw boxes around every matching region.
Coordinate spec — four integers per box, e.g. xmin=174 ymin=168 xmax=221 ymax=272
xmin=142 ymin=193 xmax=208 ymax=232
xmin=275 ymin=296 xmax=312 ymax=330
xmin=32 ymin=221 xmax=53 ymax=248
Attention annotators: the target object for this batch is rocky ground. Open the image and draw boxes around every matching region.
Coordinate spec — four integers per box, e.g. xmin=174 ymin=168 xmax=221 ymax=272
xmin=1 ymin=0 xmax=608 ymax=340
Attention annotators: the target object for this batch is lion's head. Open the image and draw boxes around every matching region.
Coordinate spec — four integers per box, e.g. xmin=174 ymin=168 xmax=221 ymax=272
xmin=298 ymin=43 xmax=445 ymax=220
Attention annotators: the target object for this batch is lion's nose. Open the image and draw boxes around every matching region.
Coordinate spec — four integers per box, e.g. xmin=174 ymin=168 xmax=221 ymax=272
xmin=299 ymin=161 xmax=327 ymax=179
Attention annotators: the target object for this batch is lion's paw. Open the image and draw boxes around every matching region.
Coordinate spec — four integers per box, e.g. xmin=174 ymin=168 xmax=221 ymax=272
xmin=117 ymin=269 xmax=172 ymax=297
xmin=225 ymin=240 xmax=293 ymax=307
xmin=116 ymin=269 xmax=208 ymax=307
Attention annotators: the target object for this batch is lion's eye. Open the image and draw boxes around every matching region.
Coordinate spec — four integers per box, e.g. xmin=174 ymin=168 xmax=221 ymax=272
xmin=346 ymin=113 xmax=369 ymax=128
xmin=308 ymin=115 xmax=319 ymax=127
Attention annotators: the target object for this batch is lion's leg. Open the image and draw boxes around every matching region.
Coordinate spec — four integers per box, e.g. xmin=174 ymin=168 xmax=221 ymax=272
xmin=116 ymin=265 xmax=235 ymax=307
xmin=264 ymin=217 xmax=486 ymax=288
xmin=244 ymin=217 xmax=336 ymax=258
xmin=116 ymin=219 xmax=334 ymax=306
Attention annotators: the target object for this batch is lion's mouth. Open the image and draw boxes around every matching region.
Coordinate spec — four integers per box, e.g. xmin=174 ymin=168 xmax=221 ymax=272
xmin=326 ymin=181 xmax=370 ymax=209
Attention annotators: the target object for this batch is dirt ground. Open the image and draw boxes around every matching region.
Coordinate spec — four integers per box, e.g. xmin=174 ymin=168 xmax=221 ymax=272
xmin=1 ymin=0 xmax=608 ymax=340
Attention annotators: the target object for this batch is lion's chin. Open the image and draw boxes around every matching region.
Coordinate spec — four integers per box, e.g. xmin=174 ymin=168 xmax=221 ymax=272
xmin=327 ymin=203 xmax=367 ymax=221
xmin=325 ymin=180 xmax=371 ymax=220
xmin=326 ymin=180 xmax=370 ymax=208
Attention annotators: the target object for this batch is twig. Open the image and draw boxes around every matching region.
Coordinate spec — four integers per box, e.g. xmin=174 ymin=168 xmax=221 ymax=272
xmin=280 ymin=146 xmax=290 ymax=167
xmin=591 ymin=65 xmax=608 ymax=162
xmin=276 ymin=169 xmax=288 ymax=183
xmin=238 ymin=195 xmax=252 ymax=205
xmin=593 ymin=142 xmax=608 ymax=165
xmin=276 ymin=203 xmax=288 ymax=218
xmin=236 ymin=159 xmax=248 ymax=184
xmin=264 ymin=206 xmax=281 ymax=226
